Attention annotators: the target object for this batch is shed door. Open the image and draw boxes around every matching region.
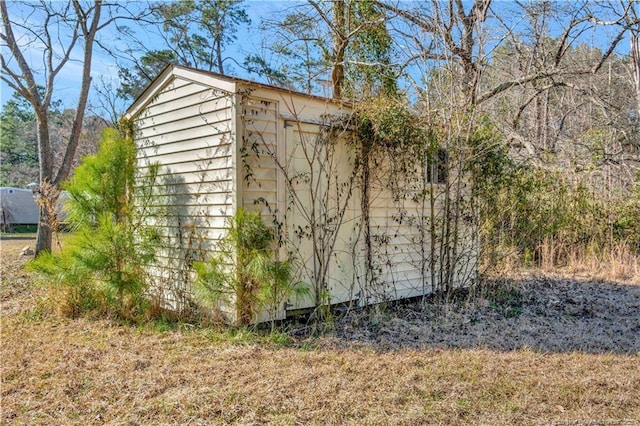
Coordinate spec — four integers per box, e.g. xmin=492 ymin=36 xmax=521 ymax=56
xmin=283 ymin=121 xmax=360 ymax=310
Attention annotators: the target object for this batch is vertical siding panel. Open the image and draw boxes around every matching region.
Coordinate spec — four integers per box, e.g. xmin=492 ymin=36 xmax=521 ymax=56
xmin=240 ymin=96 xmax=279 ymax=219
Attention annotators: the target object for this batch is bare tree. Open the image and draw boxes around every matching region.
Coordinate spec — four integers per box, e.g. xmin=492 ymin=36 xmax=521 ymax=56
xmin=376 ymin=0 xmax=639 ymax=276
xmin=0 ymin=0 xmax=149 ymax=254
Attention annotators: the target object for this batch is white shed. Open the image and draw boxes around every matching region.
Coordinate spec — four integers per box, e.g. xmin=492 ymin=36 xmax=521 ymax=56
xmin=125 ymin=65 xmax=477 ymax=323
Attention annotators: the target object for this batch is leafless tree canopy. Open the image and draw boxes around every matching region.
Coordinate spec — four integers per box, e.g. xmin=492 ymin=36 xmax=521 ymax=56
xmin=0 ymin=0 xmax=151 ymax=254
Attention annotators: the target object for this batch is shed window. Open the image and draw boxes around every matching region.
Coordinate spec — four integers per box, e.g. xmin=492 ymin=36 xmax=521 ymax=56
xmin=425 ymin=149 xmax=448 ymax=184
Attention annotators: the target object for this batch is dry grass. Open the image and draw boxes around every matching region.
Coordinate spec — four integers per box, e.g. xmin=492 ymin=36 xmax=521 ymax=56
xmin=539 ymin=239 xmax=640 ymax=283
xmin=2 ymin=235 xmax=640 ymax=425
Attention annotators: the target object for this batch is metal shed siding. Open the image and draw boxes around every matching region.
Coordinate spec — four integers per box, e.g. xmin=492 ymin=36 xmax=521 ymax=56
xmin=132 ymin=76 xmax=236 ymax=309
xmin=0 ymin=188 xmax=38 ymax=225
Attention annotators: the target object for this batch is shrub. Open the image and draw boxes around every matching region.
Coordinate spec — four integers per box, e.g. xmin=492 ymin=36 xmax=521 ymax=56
xmin=476 ymin=160 xmax=639 ymax=271
xmin=469 ymin=120 xmax=639 ymax=273
xmin=29 ymin=128 xmax=160 ymax=319
xmin=194 ymin=209 xmax=307 ymax=326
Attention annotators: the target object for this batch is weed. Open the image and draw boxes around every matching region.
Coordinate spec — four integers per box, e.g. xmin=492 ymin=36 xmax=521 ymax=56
xmin=266 ymin=331 xmax=294 ymax=346
xmin=295 ymin=341 xmax=318 ymax=351
xmin=20 ymin=307 xmax=46 ymax=322
xmin=151 ymin=316 xmax=175 ymax=333
xmin=474 ymin=279 xmax=525 ymax=318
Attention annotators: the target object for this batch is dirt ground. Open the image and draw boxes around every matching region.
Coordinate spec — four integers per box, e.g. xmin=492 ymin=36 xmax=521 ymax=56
xmin=2 ymin=235 xmax=639 ymax=425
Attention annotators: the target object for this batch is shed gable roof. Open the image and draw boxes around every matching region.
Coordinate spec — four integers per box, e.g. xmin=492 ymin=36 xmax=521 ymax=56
xmin=125 ymin=65 xmax=346 ymax=120
xmin=124 ymin=65 xmax=237 ymax=119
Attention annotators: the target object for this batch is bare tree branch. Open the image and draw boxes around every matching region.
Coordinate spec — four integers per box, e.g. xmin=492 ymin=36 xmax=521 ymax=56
xmin=0 ymin=0 xmax=154 ymax=253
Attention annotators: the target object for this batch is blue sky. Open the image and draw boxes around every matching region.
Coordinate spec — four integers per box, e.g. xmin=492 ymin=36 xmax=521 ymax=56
xmin=0 ymin=1 xmax=286 ymax=115
xmin=1 ymin=1 xmax=635 ymax=117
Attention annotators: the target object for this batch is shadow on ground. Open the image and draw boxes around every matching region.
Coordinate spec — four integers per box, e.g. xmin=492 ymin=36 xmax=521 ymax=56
xmin=2 ymin=232 xmax=638 ymax=355
xmin=334 ymin=276 xmax=640 ymax=354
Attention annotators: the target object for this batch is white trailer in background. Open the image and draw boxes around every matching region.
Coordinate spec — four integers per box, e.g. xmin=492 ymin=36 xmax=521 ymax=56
xmin=0 ymin=187 xmax=38 ymax=226
xmin=0 ymin=187 xmax=70 ymax=229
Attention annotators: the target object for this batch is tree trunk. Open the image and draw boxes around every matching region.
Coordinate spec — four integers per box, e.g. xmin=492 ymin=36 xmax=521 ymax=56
xmin=34 ymin=182 xmax=61 ymax=255
xmin=35 ymin=207 xmax=54 ymax=255
xmin=632 ymin=33 xmax=640 ymax=119
xmin=35 ymin=114 xmax=54 ymax=255
xmin=331 ymin=0 xmax=346 ymax=99
xmin=215 ymin=35 xmax=224 ymax=74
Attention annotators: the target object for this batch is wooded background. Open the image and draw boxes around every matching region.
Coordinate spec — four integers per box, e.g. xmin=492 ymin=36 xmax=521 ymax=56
xmin=2 ymin=0 xmax=639 ymax=267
